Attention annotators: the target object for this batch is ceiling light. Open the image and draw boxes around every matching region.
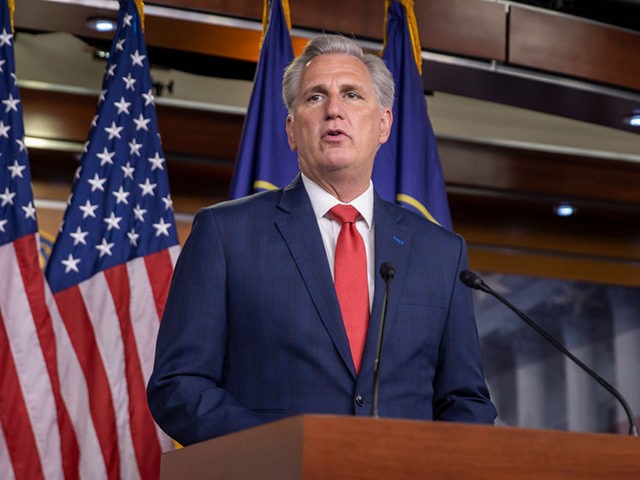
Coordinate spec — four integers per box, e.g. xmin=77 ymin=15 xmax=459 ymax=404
xmin=622 ymin=113 xmax=640 ymax=127
xmin=554 ymin=202 xmax=576 ymax=217
xmin=86 ymin=17 xmax=117 ymax=33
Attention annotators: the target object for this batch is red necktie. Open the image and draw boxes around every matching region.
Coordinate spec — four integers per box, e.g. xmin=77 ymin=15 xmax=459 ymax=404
xmin=329 ymin=205 xmax=369 ymax=373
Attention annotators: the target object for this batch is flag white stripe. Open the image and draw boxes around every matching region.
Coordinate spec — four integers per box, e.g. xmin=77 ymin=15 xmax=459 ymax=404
xmin=126 ymin=257 xmax=175 ymax=451
xmin=169 ymin=244 xmax=180 ymax=267
xmin=0 ymin=423 xmax=16 ymax=480
xmin=127 ymin=256 xmax=160 ymax=383
xmin=79 ymin=273 xmax=140 ymax=480
xmin=0 ymin=242 xmax=64 ymax=479
xmin=46 ymin=286 xmax=107 ymax=479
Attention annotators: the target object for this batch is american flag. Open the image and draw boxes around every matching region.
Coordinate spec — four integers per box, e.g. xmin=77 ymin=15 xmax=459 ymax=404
xmin=45 ymin=0 xmax=179 ymax=478
xmin=0 ymin=0 xmax=80 ymax=477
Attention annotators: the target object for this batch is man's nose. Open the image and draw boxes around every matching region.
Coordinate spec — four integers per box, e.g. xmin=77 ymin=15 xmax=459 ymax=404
xmin=324 ymin=94 xmax=344 ymax=119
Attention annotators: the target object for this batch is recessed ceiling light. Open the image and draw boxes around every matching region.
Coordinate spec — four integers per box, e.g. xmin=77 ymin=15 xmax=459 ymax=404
xmin=622 ymin=111 xmax=640 ymax=127
xmin=554 ymin=202 xmax=577 ymax=217
xmin=86 ymin=17 xmax=117 ymax=33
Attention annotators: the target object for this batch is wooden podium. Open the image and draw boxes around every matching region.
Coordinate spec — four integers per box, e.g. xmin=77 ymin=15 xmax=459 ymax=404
xmin=160 ymin=414 xmax=640 ymax=479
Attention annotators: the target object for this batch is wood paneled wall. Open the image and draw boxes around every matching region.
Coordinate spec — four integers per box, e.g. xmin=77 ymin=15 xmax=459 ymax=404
xmin=17 ymin=0 xmax=640 ymax=287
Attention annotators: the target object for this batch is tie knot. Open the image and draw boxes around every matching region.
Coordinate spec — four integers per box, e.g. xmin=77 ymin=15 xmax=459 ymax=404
xmin=329 ymin=204 xmax=360 ymax=225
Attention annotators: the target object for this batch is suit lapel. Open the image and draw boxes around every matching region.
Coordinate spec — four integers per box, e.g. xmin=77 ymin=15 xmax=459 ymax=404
xmin=360 ymin=194 xmax=412 ymax=376
xmin=274 ymin=176 xmax=357 ymax=377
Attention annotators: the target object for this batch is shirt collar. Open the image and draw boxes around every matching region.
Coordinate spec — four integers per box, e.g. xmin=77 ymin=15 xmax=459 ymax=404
xmin=301 ymin=172 xmax=374 ymax=230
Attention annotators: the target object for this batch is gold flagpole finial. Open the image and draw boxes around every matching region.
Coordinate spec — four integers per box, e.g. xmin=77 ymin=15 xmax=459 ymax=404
xmin=382 ymin=0 xmax=423 ymax=75
xmin=261 ymin=0 xmax=291 ymax=48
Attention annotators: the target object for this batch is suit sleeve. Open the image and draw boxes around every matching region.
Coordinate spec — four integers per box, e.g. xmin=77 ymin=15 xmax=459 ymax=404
xmin=432 ymin=237 xmax=497 ymax=424
xmin=147 ymin=208 xmax=262 ymax=444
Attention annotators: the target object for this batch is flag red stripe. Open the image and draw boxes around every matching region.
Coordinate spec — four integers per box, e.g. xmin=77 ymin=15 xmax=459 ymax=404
xmin=54 ymin=286 xmax=121 ymax=480
xmin=14 ymin=235 xmax=81 ymax=480
xmin=0 ymin=309 xmax=45 ymax=480
xmin=105 ymin=264 xmax=161 ymax=479
xmin=144 ymin=249 xmax=175 ymax=321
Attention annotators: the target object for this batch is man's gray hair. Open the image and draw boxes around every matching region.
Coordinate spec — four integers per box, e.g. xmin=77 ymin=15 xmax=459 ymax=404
xmin=282 ymin=34 xmax=395 ymax=113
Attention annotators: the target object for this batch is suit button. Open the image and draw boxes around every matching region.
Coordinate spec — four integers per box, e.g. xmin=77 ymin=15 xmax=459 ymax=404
xmin=355 ymin=394 xmax=366 ymax=407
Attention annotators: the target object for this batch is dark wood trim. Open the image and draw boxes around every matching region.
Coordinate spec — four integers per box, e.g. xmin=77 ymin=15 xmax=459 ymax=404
xmin=509 ymin=6 xmax=640 ymax=91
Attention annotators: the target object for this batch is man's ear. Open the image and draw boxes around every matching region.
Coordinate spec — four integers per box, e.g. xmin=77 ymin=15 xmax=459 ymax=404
xmin=378 ymin=108 xmax=393 ymax=145
xmin=285 ymin=114 xmax=297 ymax=151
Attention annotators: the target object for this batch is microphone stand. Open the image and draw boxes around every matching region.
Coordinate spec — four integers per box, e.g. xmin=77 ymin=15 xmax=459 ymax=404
xmin=371 ymin=262 xmax=395 ymax=418
xmin=460 ymin=270 xmax=638 ymax=436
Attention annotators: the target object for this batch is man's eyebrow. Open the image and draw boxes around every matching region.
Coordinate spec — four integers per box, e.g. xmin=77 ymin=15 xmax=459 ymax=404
xmin=340 ymin=83 xmax=364 ymax=93
xmin=302 ymin=84 xmax=328 ymax=95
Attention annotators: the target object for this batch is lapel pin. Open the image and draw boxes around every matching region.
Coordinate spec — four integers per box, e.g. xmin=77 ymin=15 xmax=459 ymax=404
xmin=393 ymin=236 xmax=404 ymax=245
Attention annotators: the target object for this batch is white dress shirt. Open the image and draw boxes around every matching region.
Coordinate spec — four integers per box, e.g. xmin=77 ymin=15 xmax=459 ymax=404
xmin=301 ymin=173 xmax=375 ymax=309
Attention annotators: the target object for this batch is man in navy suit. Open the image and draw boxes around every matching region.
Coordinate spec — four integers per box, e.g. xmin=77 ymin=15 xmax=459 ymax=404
xmin=147 ymin=35 xmax=496 ymax=445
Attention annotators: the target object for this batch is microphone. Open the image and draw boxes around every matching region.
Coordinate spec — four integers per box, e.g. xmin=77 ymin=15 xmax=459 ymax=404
xmin=460 ymin=270 xmax=639 ymax=436
xmin=371 ymin=261 xmax=395 ymax=418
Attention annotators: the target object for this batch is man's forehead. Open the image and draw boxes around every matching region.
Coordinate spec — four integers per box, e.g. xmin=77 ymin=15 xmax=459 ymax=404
xmin=300 ymin=54 xmax=370 ymax=86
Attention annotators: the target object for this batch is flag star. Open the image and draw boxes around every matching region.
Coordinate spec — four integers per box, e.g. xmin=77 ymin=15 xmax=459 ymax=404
xmin=162 ymin=194 xmax=173 ymax=210
xmin=112 ymin=186 xmax=130 ymax=205
xmin=91 ymin=114 xmax=99 ymax=127
xmin=116 ymin=38 xmax=126 ymax=51
xmin=74 ymin=166 xmax=82 ymax=180
xmin=107 ymin=64 xmax=117 ymax=78
xmin=79 ymin=199 xmax=98 ymax=219
xmin=130 ymin=49 xmax=146 ymax=67
xmin=122 ymin=73 xmax=137 ymax=91
xmin=0 ymin=59 xmax=5 ymax=73
xmin=87 ymin=173 xmax=107 ymax=192
xmin=114 ymin=96 xmax=132 ymax=115
xmin=0 ymin=187 xmax=15 ymax=206
xmin=128 ymin=139 xmax=143 ymax=156
xmin=152 ymin=218 xmax=172 ymax=237
xmin=10 ymin=72 xmax=16 ymax=86
xmin=99 ymin=89 xmax=107 ymax=102
xmin=138 ymin=178 xmax=157 ymax=196
xmin=103 ymin=212 xmax=122 ymax=230
xmin=97 ymin=147 xmax=116 ymax=166
xmin=22 ymin=202 xmax=36 ymax=220
xmin=95 ymin=238 xmax=115 ymax=257
xmin=148 ymin=152 xmax=165 ymax=171
xmin=2 ymin=93 xmax=20 ymax=112
xmin=0 ymin=120 xmax=10 ymax=138
xmin=69 ymin=226 xmax=89 ymax=245
xmin=133 ymin=113 xmax=150 ymax=131
xmin=61 ymin=253 xmax=81 ymax=273
xmin=66 ymin=193 xmax=73 ymax=205
xmin=0 ymin=28 xmax=13 ymax=47
xmin=142 ymin=89 xmax=155 ymax=106
xmin=83 ymin=140 xmax=90 ymax=153
xmin=121 ymin=161 xmax=135 ymax=179
xmin=123 ymin=13 xmax=133 ymax=27
xmin=8 ymin=159 xmax=26 ymax=178
xmin=133 ymin=204 xmax=147 ymax=221
xmin=105 ymin=121 xmax=124 ymax=140
xmin=127 ymin=228 xmax=140 ymax=246
xmin=0 ymin=218 xmax=7 ymax=232
xmin=16 ymin=138 xmax=26 ymax=152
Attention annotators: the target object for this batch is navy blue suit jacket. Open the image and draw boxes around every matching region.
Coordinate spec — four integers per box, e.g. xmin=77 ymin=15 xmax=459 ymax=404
xmin=147 ymin=175 xmax=496 ymax=445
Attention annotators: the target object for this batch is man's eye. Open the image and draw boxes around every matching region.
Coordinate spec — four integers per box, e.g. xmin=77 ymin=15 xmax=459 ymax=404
xmin=307 ymin=94 xmax=323 ymax=102
xmin=345 ymin=92 xmax=361 ymax=99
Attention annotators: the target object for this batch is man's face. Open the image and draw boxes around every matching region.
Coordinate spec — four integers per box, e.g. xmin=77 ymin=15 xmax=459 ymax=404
xmin=286 ymin=54 xmax=392 ymax=188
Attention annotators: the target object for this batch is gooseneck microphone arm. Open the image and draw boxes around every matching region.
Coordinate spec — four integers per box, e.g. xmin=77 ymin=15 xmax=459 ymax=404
xmin=460 ymin=270 xmax=638 ymax=436
xmin=371 ymin=262 xmax=395 ymax=418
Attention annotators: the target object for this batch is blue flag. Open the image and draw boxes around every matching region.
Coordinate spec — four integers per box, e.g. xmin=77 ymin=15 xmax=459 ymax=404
xmin=229 ymin=0 xmax=298 ymax=198
xmin=374 ymin=0 xmax=452 ymax=230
